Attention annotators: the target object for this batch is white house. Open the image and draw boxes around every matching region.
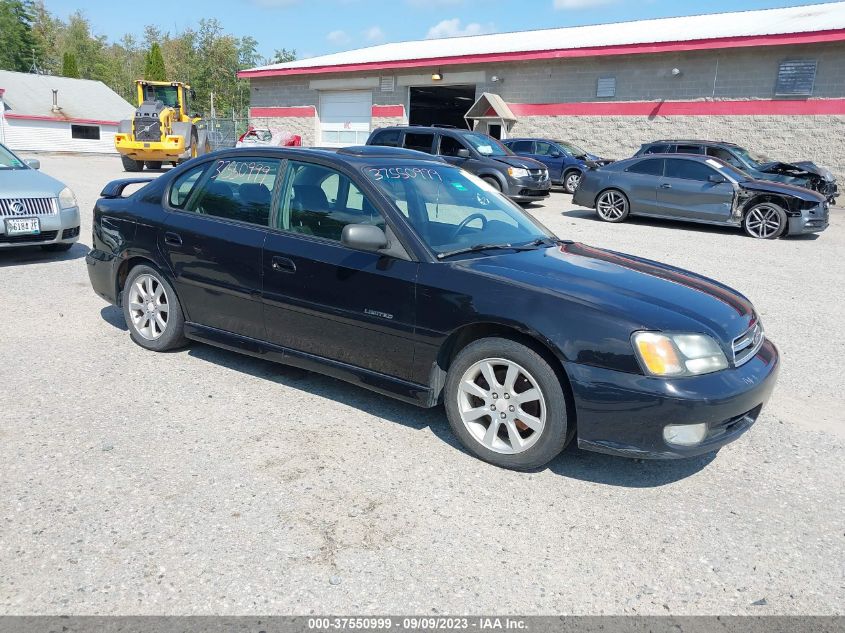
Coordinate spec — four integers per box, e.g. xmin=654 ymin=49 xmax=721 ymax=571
xmin=0 ymin=70 xmax=135 ymax=154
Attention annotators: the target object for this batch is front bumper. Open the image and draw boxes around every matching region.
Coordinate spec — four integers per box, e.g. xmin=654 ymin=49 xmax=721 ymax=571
xmin=787 ymin=202 xmax=830 ymax=235
xmin=565 ymin=339 xmax=779 ymax=459
xmin=506 ymin=177 xmax=551 ymax=202
xmin=0 ymin=206 xmax=80 ymax=248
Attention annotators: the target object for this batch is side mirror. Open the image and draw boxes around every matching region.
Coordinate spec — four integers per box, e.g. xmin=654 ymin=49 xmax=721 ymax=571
xmin=24 ymin=158 xmax=40 ymax=170
xmin=341 ymin=224 xmax=388 ymax=252
xmin=456 ymin=148 xmax=470 ymax=159
xmin=708 ymin=174 xmax=727 ymax=184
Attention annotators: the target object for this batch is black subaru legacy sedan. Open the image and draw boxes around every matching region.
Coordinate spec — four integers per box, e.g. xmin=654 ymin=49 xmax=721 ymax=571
xmin=87 ymin=146 xmax=779 ymax=470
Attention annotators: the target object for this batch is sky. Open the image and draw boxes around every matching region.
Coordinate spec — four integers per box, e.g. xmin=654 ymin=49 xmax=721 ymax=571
xmin=43 ymin=0 xmax=835 ymax=63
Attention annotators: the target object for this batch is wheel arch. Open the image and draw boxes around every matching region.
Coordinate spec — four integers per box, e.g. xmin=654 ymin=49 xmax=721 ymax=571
xmin=741 ymin=193 xmax=793 ymax=216
xmin=477 ymin=170 xmax=507 ymax=191
xmin=115 ymin=256 xmax=178 ymax=308
xmin=432 ymin=321 xmax=577 ymax=429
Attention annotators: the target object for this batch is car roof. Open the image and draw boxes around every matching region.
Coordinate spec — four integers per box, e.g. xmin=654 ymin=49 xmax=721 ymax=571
xmin=644 ymin=140 xmax=740 ymax=148
xmin=374 ymin=125 xmax=475 ymax=135
xmin=204 ymin=145 xmax=447 ymax=167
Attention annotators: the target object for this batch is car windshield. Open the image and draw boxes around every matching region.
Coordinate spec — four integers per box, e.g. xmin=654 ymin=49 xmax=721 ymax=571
xmin=145 ymin=85 xmax=179 ymax=108
xmin=461 ymin=133 xmax=511 ymax=157
xmin=0 ymin=144 xmax=26 ymax=170
xmin=703 ymin=157 xmax=753 ymax=181
xmin=365 ymin=164 xmax=552 ymax=256
xmin=732 ymin=146 xmax=770 ymax=170
xmin=555 ymin=140 xmax=587 ymax=156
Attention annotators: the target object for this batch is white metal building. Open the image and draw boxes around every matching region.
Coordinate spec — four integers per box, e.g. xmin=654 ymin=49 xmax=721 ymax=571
xmin=0 ymin=70 xmax=134 ymax=154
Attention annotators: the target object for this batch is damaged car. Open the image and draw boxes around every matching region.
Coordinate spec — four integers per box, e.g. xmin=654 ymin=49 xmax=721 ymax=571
xmin=503 ymin=138 xmax=613 ymax=194
xmin=572 ymin=154 xmax=829 ymax=239
xmin=636 ymin=140 xmax=838 ymax=203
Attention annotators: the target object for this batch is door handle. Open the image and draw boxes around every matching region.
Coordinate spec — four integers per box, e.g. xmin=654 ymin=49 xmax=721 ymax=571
xmin=164 ymin=232 xmax=182 ymax=246
xmin=660 ymin=183 xmax=672 ymax=189
xmin=271 ymin=256 xmax=296 ymax=273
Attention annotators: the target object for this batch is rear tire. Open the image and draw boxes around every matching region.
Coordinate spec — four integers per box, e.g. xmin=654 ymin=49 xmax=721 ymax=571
xmin=145 ymin=161 xmax=163 ymax=170
xmin=122 ymin=265 xmax=188 ymax=352
xmin=595 ymin=189 xmax=630 ymax=223
xmin=482 ymin=176 xmax=502 ymax=192
xmin=41 ymin=242 xmax=73 ymax=252
xmin=121 ymin=155 xmax=143 ymax=172
xmin=444 ymin=337 xmax=571 ymax=471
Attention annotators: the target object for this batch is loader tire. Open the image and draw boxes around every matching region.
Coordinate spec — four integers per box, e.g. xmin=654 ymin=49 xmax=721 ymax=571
xmin=121 ymin=155 xmax=143 ymax=172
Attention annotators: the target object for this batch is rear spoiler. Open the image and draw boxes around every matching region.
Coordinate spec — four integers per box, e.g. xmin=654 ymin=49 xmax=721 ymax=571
xmin=100 ymin=178 xmax=155 ymax=199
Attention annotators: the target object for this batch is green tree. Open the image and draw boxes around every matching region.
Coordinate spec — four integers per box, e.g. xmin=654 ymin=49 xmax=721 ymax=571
xmin=0 ymin=0 xmax=41 ymax=72
xmin=144 ymin=42 xmax=166 ymax=81
xmin=270 ymin=48 xmax=296 ymax=65
xmin=61 ymin=51 xmax=78 ymax=77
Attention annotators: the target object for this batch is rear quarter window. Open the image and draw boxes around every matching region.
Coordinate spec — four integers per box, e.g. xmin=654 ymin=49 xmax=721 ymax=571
xmin=370 ymin=129 xmax=401 ymax=147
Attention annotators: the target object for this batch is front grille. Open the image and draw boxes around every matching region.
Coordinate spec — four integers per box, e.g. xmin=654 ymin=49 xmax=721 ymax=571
xmin=0 ymin=230 xmax=58 ymax=244
xmin=732 ymin=321 xmax=764 ymax=367
xmin=528 ymin=169 xmax=548 ymax=181
xmin=0 ymin=197 xmax=57 ymax=217
xmin=134 ymin=117 xmax=161 ymax=142
xmin=62 ymin=226 xmax=80 ymax=239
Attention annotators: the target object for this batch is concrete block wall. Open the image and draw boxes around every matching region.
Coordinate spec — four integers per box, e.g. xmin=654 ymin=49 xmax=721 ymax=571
xmin=511 ymin=114 xmax=845 ymax=182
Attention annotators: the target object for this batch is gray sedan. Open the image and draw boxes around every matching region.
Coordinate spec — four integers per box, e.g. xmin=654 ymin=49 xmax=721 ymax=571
xmin=573 ymin=154 xmax=829 ymax=239
xmin=0 ymin=143 xmax=80 ymax=252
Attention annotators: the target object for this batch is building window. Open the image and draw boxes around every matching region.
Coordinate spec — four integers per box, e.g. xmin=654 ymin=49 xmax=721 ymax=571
xmin=775 ymin=60 xmax=817 ymax=96
xmin=71 ymin=124 xmax=100 ymax=140
xmin=596 ymin=76 xmax=616 ymax=98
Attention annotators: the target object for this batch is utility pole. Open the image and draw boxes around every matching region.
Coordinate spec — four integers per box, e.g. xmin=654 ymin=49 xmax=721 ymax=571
xmin=210 ymin=92 xmax=216 ymax=119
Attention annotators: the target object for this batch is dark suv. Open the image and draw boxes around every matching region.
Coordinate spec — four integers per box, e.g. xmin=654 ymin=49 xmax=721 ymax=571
xmin=367 ymin=126 xmax=551 ymax=203
xmin=635 ymin=140 xmax=838 ymax=203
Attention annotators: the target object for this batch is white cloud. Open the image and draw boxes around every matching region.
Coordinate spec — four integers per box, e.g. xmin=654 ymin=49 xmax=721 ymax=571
xmin=553 ymin=0 xmax=616 ymax=9
xmin=363 ymin=25 xmax=385 ymax=42
xmin=326 ymin=29 xmax=351 ymax=44
xmin=426 ymin=18 xmax=495 ymax=39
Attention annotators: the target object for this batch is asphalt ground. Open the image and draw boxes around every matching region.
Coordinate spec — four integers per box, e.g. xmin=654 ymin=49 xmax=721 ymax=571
xmin=1 ymin=153 xmax=843 ymax=615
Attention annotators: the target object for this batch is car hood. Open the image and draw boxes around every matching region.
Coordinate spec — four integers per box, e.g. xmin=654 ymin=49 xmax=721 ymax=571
xmin=0 ymin=168 xmax=66 ymax=198
xmin=461 ymin=242 xmax=755 ymax=343
xmin=740 ymin=178 xmax=826 ymax=202
xmin=759 ymin=160 xmax=835 ymax=182
xmin=492 ymin=155 xmax=547 ymax=170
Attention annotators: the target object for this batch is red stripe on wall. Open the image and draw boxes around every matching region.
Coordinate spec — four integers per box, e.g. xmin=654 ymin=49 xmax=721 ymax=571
xmin=508 ymin=99 xmax=845 ymax=116
xmin=4 ymin=113 xmax=119 ymax=125
xmin=249 ymin=106 xmax=316 ymax=118
xmin=372 ymin=105 xmax=405 ymax=117
xmin=238 ymin=29 xmax=845 ymax=78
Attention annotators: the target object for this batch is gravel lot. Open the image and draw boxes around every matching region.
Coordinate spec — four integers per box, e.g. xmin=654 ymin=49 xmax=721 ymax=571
xmin=1 ymin=153 xmax=843 ymax=616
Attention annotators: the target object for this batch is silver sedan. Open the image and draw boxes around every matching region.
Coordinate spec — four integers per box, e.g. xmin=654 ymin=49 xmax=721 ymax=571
xmin=0 ymin=143 xmax=80 ymax=252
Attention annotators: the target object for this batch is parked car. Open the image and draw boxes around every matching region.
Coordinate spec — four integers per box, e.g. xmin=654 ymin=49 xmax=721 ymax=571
xmin=367 ymin=125 xmax=550 ymax=204
xmin=87 ymin=145 xmax=778 ymax=470
xmin=635 ymin=140 xmax=838 ymax=204
xmin=236 ymin=127 xmax=302 ymax=148
xmin=503 ymin=138 xmax=612 ymax=194
xmin=573 ymin=154 xmax=829 ymax=239
xmin=0 ymin=143 xmax=80 ymax=252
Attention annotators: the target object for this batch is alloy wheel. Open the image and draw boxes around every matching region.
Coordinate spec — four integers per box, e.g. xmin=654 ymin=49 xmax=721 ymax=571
xmin=128 ymin=274 xmax=170 ymax=340
xmin=597 ymin=191 xmax=627 ymax=220
xmin=457 ymin=358 xmax=547 ymax=455
xmin=745 ymin=205 xmax=782 ymax=239
xmin=565 ymin=172 xmax=581 ymax=193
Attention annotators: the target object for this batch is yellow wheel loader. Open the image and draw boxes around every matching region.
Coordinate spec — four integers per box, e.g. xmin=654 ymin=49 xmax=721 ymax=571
xmin=115 ymin=80 xmax=210 ymax=172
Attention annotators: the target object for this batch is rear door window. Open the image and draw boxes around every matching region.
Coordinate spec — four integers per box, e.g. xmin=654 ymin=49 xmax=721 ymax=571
xmin=403 ymin=133 xmax=435 ymax=154
xmin=642 ymin=144 xmax=670 ymax=155
xmin=626 ymin=158 xmax=664 ymax=176
xmin=665 ymin=159 xmax=716 ymax=181
xmin=676 ymin=144 xmax=704 ymax=155
xmin=509 ymin=140 xmax=534 ymax=153
xmin=706 ymin=147 xmax=744 ymax=169
xmin=186 ymin=157 xmax=281 ymax=226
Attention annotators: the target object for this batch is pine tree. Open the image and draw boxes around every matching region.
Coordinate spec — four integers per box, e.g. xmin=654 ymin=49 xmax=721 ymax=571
xmin=61 ymin=51 xmax=78 ymax=77
xmin=143 ymin=42 xmax=166 ymax=81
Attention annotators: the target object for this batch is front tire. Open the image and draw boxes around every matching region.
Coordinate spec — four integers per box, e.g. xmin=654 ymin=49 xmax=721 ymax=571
xmin=122 ymin=265 xmax=188 ymax=351
xmin=444 ymin=337 xmax=571 ymax=471
xmin=596 ymin=189 xmax=630 ymax=223
xmin=121 ymin=155 xmax=143 ymax=172
xmin=563 ymin=170 xmax=582 ymax=194
xmin=482 ymin=176 xmax=502 ymax=192
xmin=743 ymin=202 xmax=787 ymax=239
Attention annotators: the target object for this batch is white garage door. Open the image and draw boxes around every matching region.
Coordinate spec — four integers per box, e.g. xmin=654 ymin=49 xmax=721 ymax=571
xmin=319 ymin=90 xmax=372 ymax=147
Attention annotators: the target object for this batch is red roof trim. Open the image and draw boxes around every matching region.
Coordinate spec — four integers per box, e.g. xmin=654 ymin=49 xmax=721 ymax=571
xmin=372 ymin=104 xmax=405 ymax=117
xmin=4 ymin=113 xmax=119 ymax=125
xmin=238 ymin=29 xmax=845 ymax=78
xmin=508 ymin=99 xmax=845 ymax=116
xmin=249 ymin=106 xmax=316 ymax=118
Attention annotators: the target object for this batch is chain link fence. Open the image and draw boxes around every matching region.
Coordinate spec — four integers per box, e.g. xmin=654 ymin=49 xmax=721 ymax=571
xmin=200 ymin=118 xmax=250 ymax=151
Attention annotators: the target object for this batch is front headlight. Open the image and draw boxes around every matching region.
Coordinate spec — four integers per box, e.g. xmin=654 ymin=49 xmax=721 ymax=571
xmin=632 ymin=332 xmax=728 ymax=377
xmin=508 ymin=167 xmax=530 ymax=179
xmin=58 ymin=187 xmax=78 ymax=210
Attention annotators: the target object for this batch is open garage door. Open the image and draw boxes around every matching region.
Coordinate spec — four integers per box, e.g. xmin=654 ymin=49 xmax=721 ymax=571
xmin=319 ymin=90 xmax=372 ymax=147
xmin=409 ymin=85 xmax=476 ymax=129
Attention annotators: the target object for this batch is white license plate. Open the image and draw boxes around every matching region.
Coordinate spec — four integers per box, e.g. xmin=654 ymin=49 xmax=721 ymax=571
xmin=5 ymin=217 xmax=40 ymax=236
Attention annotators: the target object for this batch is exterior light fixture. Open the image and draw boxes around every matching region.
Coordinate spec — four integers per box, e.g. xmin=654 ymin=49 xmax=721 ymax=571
xmin=671 ymin=68 xmax=682 ymax=77
xmin=431 ymin=72 xmax=443 ymax=81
